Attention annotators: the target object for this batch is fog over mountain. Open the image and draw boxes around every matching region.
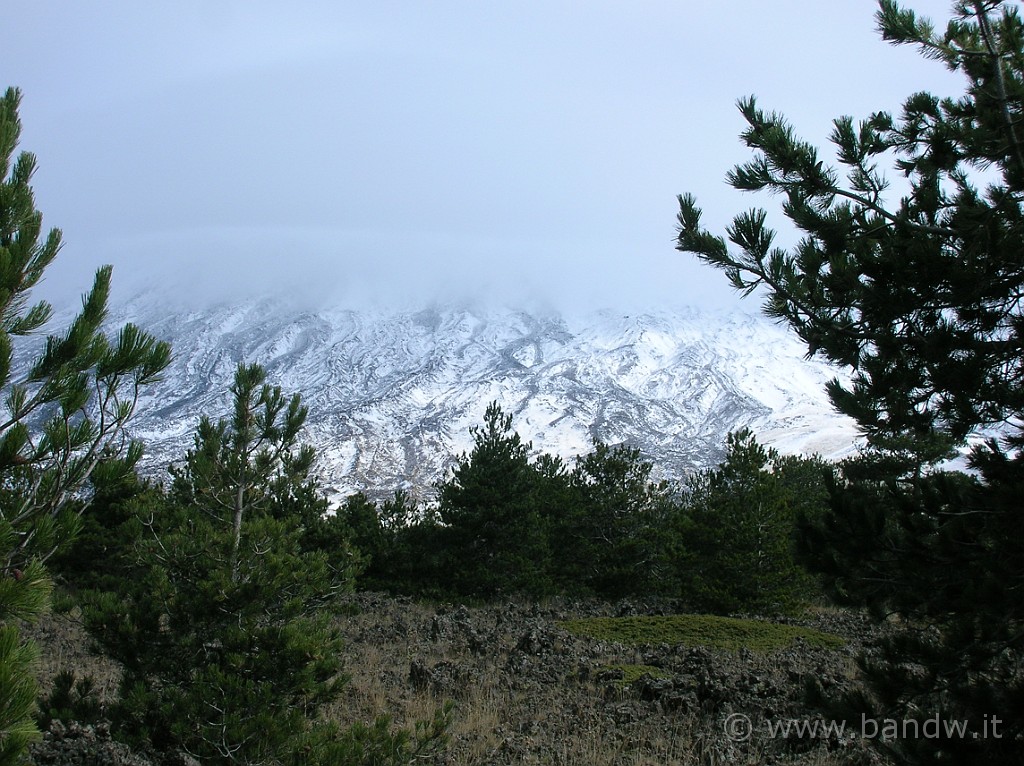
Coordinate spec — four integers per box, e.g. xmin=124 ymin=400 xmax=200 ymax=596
xmin=105 ymin=293 xmax=860 ymax=501
xmin=8 ymin=2 xmax=962 ymax=319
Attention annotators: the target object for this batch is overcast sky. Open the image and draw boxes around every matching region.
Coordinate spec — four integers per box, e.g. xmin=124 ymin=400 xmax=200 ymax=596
xmin=5 ymin=1 xmax=963 ymax=313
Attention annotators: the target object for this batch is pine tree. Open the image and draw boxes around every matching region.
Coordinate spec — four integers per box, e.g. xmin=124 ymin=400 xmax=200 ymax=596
xmin=675 ymin=2 xmax=1024 ymax=761
xmin=436 ymin=402 xmax=552 ymax=597
xmin=340 ymin=490 xmax=422 ymax=592
xmin=0 ymin=86 xmax=169 ymax=763
xmin=554 ymin=441 xmax=677 ymax=597
xmin=83 ymin=363 xmax=351 ymax=763
xmin=47 ymin=456 xmax=161 ymax=595
xmin=171 ymin=363 xmax=317 ymax=580
xmin=676 ymin=430 xmax=822 ymax=614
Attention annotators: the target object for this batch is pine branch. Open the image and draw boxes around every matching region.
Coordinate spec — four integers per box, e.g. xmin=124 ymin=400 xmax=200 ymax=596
xmin=973 ymin=0 xmax=1024 ymax=182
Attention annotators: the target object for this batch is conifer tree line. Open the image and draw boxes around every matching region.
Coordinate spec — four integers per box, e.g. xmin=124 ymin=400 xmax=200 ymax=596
xmin=338 ymin=402 xmax=829 ymax=611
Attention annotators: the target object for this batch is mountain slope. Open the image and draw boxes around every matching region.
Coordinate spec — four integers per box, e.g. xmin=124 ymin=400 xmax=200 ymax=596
xmin=111 ymin=296 xmax=859 ymax=500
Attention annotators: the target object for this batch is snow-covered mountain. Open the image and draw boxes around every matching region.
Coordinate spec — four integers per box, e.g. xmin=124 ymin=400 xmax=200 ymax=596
xmin=109 ymin=296 xmax=860 ymax=501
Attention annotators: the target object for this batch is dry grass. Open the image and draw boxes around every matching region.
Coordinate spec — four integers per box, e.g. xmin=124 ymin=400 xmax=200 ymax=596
xmin=26 ymin=595 xmax=879 ymax=765
xmin=322 ymin=597 xmax=875 ymax=765
xmin=22 ymin=607 xmax=121 ymax=706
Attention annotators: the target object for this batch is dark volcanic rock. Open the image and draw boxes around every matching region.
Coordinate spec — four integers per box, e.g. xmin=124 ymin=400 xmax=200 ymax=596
xmin=29 ymin=721 xmax=155 ymax=766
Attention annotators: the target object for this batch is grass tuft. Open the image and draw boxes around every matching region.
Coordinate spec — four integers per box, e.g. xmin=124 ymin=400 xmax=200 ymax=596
xmin=600 ymin=663 xmax=672 ymax=688
xmin=558 ymin=614 xmax=844 ymax=652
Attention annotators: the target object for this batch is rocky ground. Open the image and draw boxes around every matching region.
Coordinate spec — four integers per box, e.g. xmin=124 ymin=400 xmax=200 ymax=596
xmin=25 ymin=595 xmax=888 ymax=765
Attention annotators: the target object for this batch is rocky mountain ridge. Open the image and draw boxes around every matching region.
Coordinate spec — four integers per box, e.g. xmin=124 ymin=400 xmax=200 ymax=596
xmin=102 ymin=296 xmax=859 ymax=500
